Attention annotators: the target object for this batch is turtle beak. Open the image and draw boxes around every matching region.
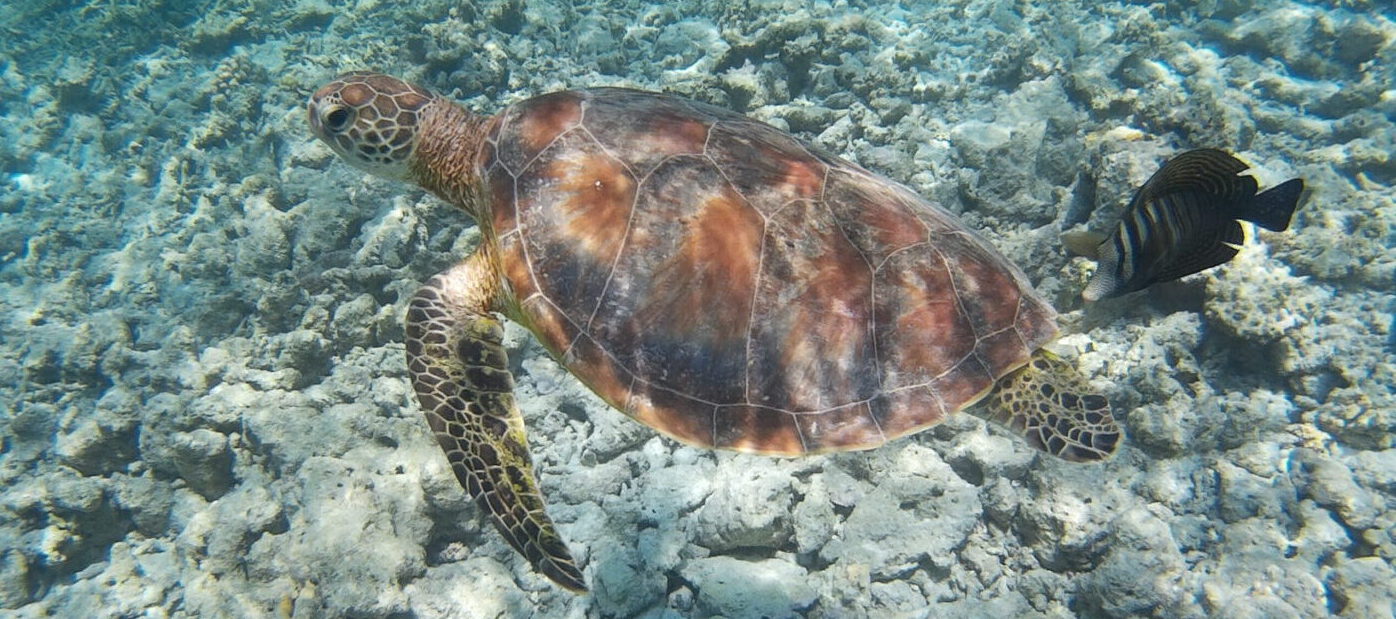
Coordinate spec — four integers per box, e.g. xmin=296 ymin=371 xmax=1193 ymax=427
xmin=307 ymin=96 xmax=329 ymax=143
xmin=307 ymin=101 xmax=321 ymax=135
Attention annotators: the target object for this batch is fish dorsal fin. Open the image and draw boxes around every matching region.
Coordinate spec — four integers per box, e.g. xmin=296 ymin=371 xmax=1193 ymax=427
xmin=1133 ymin=148 xmax=1257 ymax=208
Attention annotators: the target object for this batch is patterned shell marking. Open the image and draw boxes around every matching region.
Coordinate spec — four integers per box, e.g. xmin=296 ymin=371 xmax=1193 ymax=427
xmin=479 ymin=88 xmax=1058 ymax=455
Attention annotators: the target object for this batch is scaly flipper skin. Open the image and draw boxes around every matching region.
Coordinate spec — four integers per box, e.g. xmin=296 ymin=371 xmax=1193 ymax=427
xmin=979 ymin=351 xmax=1120 ymax=462
xmin=407 ymin=253 xmax=586 ymax=592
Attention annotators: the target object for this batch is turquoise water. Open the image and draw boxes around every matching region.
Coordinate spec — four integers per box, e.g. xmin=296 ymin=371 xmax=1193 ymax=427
xmin=2 ymin=1 xmax=1393 ymax=616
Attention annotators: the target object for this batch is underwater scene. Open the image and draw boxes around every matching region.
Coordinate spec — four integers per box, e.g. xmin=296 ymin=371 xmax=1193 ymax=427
xmin=2 ymin=0 xmax=1394 ymax=616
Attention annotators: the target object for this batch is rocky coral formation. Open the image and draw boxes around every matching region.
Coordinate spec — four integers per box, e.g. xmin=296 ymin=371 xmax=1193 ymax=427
xmin=1 ymin=1 xmax=1392 ymax=616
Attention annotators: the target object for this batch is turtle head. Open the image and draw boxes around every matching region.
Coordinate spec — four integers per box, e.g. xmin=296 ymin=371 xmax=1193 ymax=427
xmin=308 ymin=72 xmax=440 ymax=181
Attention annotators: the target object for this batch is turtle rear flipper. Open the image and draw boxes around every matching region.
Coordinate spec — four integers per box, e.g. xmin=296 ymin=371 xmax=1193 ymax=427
xmin=979 ymin=351 xmax=1120 ymax=462
xmin=407 ymin=253 xmax=587 ymax=592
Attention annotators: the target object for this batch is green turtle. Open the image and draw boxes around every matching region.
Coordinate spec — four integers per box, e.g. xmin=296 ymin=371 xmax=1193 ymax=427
xmin=306 ymin=71 xmax=1120 ymax=592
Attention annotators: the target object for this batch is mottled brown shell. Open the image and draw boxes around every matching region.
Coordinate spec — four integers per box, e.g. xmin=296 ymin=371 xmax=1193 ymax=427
xmin=478 ymin=88 xmax=1057 ymax=455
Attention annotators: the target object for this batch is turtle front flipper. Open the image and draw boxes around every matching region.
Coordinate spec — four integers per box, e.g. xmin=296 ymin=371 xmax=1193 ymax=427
xmin=979 ymin=351 xmax=1120 ymax=462
xmin=407 ymin=253 xmax=586 ymax=592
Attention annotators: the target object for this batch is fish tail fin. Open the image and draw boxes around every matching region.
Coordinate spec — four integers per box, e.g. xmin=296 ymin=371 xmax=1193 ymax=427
xmin=1242 ymin=178 xmax=1303 ymax=232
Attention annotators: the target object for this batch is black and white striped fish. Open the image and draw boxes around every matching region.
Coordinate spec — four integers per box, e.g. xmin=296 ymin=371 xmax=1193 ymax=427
xmin=1064 ymin=149 xmax=1305 ymax=302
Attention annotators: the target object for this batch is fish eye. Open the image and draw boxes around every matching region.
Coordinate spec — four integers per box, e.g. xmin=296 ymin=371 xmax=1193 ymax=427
xmin=324 ymin=106 xmax=352 ymax=132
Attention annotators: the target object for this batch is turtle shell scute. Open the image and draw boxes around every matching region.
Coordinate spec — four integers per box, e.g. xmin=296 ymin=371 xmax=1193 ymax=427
xmin=486 ymin=88 xmax=1057 ymax=455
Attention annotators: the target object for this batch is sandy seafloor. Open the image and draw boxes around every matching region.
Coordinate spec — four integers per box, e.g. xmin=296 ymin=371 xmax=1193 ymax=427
xmin=2 ymin=0 xmax=1394 ymax=616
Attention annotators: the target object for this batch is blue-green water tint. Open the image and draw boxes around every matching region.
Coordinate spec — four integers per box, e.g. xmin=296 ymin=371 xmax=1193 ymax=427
xmin=2 ymin=1 xmax=1392 ymax=616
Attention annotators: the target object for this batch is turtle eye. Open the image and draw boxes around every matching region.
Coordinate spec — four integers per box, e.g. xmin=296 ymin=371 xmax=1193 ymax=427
xmin=323 ymin=106 xmax=352 ymax=132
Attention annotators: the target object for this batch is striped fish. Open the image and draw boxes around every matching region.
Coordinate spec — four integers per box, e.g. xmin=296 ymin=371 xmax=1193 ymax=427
xmin=1064 ymin=149 xmax=1304 ymax=302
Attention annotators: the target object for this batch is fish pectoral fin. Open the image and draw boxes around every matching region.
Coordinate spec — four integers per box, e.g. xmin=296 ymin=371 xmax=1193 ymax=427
xmin=1061 ymin=229 xmax=1107 ymax=259
xmin=1244 ymin=177 xmax=1304 ymax=232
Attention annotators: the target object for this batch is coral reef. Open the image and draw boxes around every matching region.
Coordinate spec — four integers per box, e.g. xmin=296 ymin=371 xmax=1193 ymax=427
xmin=1 ymin=0 xmax=1392 ymax=616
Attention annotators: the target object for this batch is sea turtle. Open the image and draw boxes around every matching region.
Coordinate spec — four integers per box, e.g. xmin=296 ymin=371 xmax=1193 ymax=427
xmin=307 ymin=71 xmax=1120 ymax=592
